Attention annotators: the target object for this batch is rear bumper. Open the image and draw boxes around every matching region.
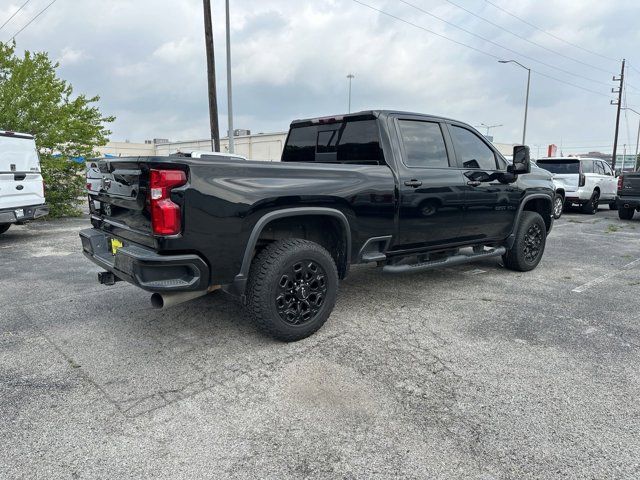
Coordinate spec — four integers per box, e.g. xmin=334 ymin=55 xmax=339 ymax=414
xmin=79 ymin=228 xmax=210 ymax=292
xmin=617 ymin=196 xmax=640 ymax=209
xmin=0 ymin=204 xmax=48 ymax=223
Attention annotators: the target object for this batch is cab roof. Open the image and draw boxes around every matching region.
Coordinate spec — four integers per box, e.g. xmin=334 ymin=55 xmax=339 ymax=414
xmin=290 ymin=110 xmax=457 ymax=127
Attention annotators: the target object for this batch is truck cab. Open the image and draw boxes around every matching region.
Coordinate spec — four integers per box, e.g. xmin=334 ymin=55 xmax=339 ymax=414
xmin=0 ymin=131 xmax=48 ymax=235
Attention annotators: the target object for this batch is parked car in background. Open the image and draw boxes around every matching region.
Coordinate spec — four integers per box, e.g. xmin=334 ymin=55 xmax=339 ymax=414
xmin=81 ymin=110 xmax=554 ymax=341
xmin=0 ymin=130 xmax=48 ymax=235
xmin=616 ymin=169 xmax=640 ymax=220
xmin=536 ymin=157 xmax=618 ymax=214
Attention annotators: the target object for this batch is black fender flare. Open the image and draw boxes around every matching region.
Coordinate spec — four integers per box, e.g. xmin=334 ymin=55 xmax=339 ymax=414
xmin=226 ymin=207 xmax=352 ymax=299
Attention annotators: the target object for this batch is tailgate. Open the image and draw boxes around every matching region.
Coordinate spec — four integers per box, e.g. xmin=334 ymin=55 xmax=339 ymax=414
xmin=620 ymin=172 xmax=640 ymax=195
xmin=90 ymin=159 xmax=153 ymax=246
xmin=0 ymin=172 xmax=45 ymax=210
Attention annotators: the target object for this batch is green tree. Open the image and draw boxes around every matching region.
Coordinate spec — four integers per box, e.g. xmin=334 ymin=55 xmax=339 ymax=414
xmin=0 ymin=42 xmax=114 ymax=217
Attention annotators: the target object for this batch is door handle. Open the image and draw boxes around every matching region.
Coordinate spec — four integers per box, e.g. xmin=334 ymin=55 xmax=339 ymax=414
xmin=467 ymin=181 xmax=482 ymax=187
xmin=404 ymin=179 xmax=423 ymax=188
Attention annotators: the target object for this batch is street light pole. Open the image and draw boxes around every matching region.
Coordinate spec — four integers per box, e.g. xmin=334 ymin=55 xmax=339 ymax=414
xmin=499 ymin=60 xmax=531 ymax=145
xmin=225 ymin=0 xmax=234 ymax=153
xmin=347 ymin=73 xmax=355 ymax=113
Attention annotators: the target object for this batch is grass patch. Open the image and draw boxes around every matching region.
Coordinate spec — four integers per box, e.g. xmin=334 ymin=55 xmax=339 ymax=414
xmin=606 ymin=224 xmax=621 ymax=233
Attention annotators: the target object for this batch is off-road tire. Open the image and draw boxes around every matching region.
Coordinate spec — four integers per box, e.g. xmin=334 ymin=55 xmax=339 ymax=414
xmin=246 ymin=238 xmax=338 ymax=342
xmin=581 ymin=190 xmax=599 ymax=214
xmin=618 ymin=207 xmax=635 ymax=220
xmin=0 ymin=224 xmax=10 ymax=235
xmin=552 ymin=195 xmax=564 ymax=219
xmin=503 ymin=211 xmax=547 ymax=272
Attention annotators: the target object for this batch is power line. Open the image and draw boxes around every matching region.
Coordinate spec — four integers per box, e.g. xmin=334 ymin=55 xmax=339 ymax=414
xmin=0 ymin=0 xmax=32 ymax=32
xmin=352 ymin=0 xmax=610 ymax=98
xmin=483 ymin=0 xmax=619 ymax=63
xmin=396 ymin=0 xmax=612 ymax=88
xmin=440 ymin=0 xmax=614 ymax=75
xmin=10 ymin=0 xmax=59 ymax=40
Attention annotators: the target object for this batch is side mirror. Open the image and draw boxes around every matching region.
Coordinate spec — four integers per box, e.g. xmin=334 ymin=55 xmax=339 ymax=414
xmin=509 ymin=145 xmax=531 ymax=174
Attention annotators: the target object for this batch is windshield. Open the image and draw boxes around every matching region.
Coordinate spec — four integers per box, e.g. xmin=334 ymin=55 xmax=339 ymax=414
xmin=536 ymin=160 xmax=580 ymax=174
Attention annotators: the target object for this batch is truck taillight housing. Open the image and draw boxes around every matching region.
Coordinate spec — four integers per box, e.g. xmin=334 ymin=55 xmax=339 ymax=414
xmin=149 ymin=169 xmax=187 ymax=235
xmin=579 ymin=173 xmax=586 ymax=187
xmin=618 ymin=175 xmax=624 ymax=192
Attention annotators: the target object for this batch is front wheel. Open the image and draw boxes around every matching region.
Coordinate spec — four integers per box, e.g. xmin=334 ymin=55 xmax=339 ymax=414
xmin=618 ymin=206 xmax=635 ymax=220
xmin=0 ymin=224 xmax=10 ymax=235
xmin=503 ymin=211 xmax=547 ymax=272
xmin=581 ymin=190 xmax=599 ymax=214
xmin=246 ymin=238 xmax=338 ymax=342
xmin=552 ymin=195 xmax=564 ymax=219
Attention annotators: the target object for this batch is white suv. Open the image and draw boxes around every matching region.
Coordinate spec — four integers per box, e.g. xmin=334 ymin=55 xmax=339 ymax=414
xmin=536 ymin=157 xmax=617 ymax=214
xmin=0 ymin=130 xmax=48 ymax=235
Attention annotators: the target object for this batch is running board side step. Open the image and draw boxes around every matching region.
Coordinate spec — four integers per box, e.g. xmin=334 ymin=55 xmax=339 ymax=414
xmin=382 ymin=247 xmax=506 ymax=274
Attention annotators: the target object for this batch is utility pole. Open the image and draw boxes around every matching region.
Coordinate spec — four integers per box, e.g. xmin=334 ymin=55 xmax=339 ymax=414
xmin=610 ymin=58 xmax=625 ymax=171
xmin=225 ymin=0 xmax=234 ymax=153
xmin=203 ymin=0 xmax=220 ymax=152
xmin=347 ymin=73 xmax=355 ymax=113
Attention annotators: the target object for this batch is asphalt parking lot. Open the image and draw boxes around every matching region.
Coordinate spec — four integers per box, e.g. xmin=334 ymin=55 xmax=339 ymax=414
xmin=1 ymin=209 xmax=639 ymax=479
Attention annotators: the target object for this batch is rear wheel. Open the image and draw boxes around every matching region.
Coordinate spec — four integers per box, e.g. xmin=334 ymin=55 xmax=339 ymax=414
xmin=552 ymin=195 xmax=564 ymax=219
xmin=0 ymin=224 xmax=10 ymax=235
xmin=503 ymin=211 xmax=547 ymax=272
xmin=246 ymin=238 xmax=338 ymax=342
xmin=618 ymin=207 xmax=635 ymax=220
xmin=581 ymin=190 xmax=599 ymax=214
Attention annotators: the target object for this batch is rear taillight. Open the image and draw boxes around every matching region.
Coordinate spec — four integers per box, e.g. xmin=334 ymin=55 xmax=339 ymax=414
xmin=149 ymin=169 xmax=187 ymax=235
xmin=86 ymin=183 xmax=91 ymax=191
xmin=579 ymin=173 xmax=586 ymax=187
xmin=618 ymin=175 xmax=624 ymax=192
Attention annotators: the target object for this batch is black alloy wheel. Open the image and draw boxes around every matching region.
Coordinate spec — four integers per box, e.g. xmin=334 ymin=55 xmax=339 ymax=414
xmin=582 ymin=190 xmax=599 ymax=214
xmin=275 ymin=260 xmax=327 ymax=326
xmin=523 ymin=223 xmax=543 ymax=263
xmin=502 ymin=211 xmax=546 ymax=272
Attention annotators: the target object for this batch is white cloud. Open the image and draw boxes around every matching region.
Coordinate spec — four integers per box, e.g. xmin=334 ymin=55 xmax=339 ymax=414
xmin=58 ymin=47 xmax=88 ymax=66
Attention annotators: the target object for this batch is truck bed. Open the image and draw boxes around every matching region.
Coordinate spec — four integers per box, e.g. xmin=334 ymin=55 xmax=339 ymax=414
xmin=89 ymin=155 xmax=396 ymax=285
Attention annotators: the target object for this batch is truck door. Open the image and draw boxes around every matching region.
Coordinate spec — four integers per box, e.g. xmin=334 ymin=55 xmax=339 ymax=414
xmin=445 ymin=123 xmax=520 ymax=242
xmin=393 ymin=118 xmax=467 ymax=249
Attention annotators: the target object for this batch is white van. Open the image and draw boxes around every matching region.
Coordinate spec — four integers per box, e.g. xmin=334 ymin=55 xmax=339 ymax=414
xmin=0 ymin=130 xmax=48 ymax=235
xmin=536 ymin=157 xmax=618 ymax=214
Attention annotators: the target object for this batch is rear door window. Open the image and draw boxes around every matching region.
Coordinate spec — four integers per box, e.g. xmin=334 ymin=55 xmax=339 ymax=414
xmin=582 ymin=160 xmax=594 ymax=173
xmin=449 ymin=125 xmax=498 ymax=170
xmin=282 ymin=119 xmax=383 ymax=165
xmin=398 ymin=120 xmax=449 ymax=168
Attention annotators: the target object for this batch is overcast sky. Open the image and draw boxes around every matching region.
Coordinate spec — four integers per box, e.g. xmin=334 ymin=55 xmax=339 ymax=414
xmin=2 ymin=0 xmax=640 ymax=153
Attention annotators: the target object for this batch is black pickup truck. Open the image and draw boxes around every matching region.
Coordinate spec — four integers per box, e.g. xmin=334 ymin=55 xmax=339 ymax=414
xmin=617 ymin=169 xmax=640 ymax=220
xmin=80 ymin=111 xmax=554 ymax=341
